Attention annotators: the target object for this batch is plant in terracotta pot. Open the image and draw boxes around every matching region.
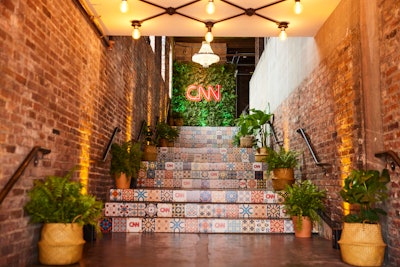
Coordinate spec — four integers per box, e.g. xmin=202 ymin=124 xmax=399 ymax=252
xmin=280 ymin=180 xmax=326 ymax=238
xmin=338 ymin=169 xmax=390 ymax=267
xmin=156 ymin=122 xmax=180 ymax=147
xmin=110 ymin=140 xmax=143 ymax=189
xmin=265 ymin=147 xmax=299 ymax=191
xmin=24 ymin=169 xmax=103 ymax=265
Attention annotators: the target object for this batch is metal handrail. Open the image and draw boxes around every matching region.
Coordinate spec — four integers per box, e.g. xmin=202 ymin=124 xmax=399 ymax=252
xmin=0 ymin=146 xmax=50 ymax=205
xmin=267 ymin=121 xmax=283 ymax=148
xmin=375 ymin=150 xmax=400 ymax=171
xmin=102 ymin=127 xmax=121 ymax=161
xmin=296 ymin=128 xmax=330 ymax=167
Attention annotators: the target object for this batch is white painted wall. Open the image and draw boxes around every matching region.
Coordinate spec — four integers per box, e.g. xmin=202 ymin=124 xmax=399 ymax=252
xmin=249 ymin=37 xmax=320 ymax=112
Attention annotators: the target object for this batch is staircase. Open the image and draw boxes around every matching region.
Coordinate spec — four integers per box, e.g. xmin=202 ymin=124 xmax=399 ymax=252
xmin=100 ymin=126 xmax=294 ymax=234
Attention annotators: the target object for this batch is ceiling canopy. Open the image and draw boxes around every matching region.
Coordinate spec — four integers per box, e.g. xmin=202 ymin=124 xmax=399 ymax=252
xmin=81 ymin=0 xmax=341 ymax=38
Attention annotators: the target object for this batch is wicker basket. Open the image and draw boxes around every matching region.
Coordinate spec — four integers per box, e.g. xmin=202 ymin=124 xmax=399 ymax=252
xmin=338 ymin=222 xmax=386 ymax=266
xmin=39 ymin=223 xmax=85 ymax=265
xmin=240 ymin=136 xmax=253 ymax=148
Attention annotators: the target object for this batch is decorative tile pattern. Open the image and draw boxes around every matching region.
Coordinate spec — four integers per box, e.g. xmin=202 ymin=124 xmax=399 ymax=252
xmin=142 ymin=218 xmax=156 ymax=232
xmin=145 ymin=203 xmax=158 ymax=217
xmin=126 ymin=218 xmax=142 ymax=233
xmin=157 ymin=203 xmax=173 ymax=217
xmin=170 ymin=218 xmax=185 ymax=232
xmin=185 ymin=203 xmax=199 ymax=217
xmin=172 ymin=203 xmax=185 ymax=217
xmin=112 ymin=218 xmax=127 ymax=232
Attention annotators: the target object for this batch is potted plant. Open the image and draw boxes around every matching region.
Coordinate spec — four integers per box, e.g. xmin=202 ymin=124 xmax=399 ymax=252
xmin=338 ymin=169 xmax=390 ymax=267
xmin=281 ymin=180 xmax=326 ymax=238
xmin=265 ymin=147 xmax=299 ymax=191
xmin=247 ymin=108 xmax=273 ymax=161
xmin=110 ymin=140 xmax=143 ymax=189
xmin=156 ymin=122 xmax=180 ymax=147
xmin=142 ymin=125 xmax=158 ymax=161
xmin=24 ymin=169 xmax=103 ymax=265
xmin=233 ymin=112 xmax=257 ymax=148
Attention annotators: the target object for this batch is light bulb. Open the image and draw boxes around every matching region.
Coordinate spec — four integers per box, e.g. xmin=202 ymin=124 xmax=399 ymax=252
xmin=120 ymin=0 xmax=128 ymax=13
xmin=206 ymin=0 xmax=215 ymax=15
xmin=132 ymin=27 xmax=141 ymax=39
xmin=294 ymin=0 xmax=303 ymax=14
xmin=205 ymin=31 xmax=213 ymax=43
xmin=279 ymin=29 xmax=287 ymax=41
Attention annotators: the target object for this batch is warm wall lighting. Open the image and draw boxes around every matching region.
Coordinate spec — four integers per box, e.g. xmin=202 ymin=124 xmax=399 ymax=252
xmin=206 ymin=0 xmax=216 ymax=14
xmin=192 ymin=41 xmax=220 ymax=68
xmin=131 ymin=20 xmax=141 ymax=39
xmin=278 ymin=22 xmax=289 ymax=41
xmin=294 ymin=0 xmax=303 ymax=14
xmin=205 ymin=22 xmax=214 ymax=43
xmin=120 ymin=0 xmax=128 ymax=13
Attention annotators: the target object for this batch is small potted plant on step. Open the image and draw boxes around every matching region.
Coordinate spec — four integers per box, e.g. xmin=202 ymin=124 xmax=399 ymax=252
xmin=280 ymin=180 xmax=326 ymax=238
xmin=265 ymin=147 xmax=299 ymax=191
xmin=24 ymin=169 xmax=103 ymax=265
xmin=110 ymin=140 xmax=143 ymax=189
xmin=156 ymin=122 xmax=180 ymax=147
xmin=338 ymin=169 xmax=390 ymax=267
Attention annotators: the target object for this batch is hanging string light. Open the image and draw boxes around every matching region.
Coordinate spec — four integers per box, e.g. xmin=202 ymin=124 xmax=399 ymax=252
xmin=131 ymin=21 xmax=141 ymax=40
xmin=205 ymin=22 xmax=214 ymax=43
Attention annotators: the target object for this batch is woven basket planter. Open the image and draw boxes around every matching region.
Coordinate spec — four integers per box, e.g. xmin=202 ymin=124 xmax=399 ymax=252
xmin=338 ymin=222 xmax=386 ymax=266
xmin=143 ymin=145 xmax=157 ymax=161
xmin=38 ymin=223 xmax=85 ymax=265
xmin=239 ymin=136 xmax=253 ymax=148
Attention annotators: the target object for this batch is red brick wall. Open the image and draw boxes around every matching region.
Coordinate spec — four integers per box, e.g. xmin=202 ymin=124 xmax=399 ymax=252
xmin=270 ymin=0 xmax=400 ymax=265
xmin=0 ymin=0 xmax=169 ymax=265
xmin=379 ymin=0 xmax=400 ymax=266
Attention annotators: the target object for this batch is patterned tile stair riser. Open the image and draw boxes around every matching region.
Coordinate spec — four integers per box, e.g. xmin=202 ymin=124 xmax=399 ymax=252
xmin=101 ymin=126 xmax=317 ymax=234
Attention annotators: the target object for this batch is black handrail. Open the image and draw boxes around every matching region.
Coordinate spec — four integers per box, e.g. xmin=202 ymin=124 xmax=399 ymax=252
xmin=0 ymin=146 xmax=50 ymax=205
xmin=102 ymin=127 xmax=121 ymax=162
xmin=375 ymin=150 xmax=400 ymax=171
xmin=296 ymin=128 xmax=330 ymax=167
xmin=267 ymin=121 xmax=283 ymax=148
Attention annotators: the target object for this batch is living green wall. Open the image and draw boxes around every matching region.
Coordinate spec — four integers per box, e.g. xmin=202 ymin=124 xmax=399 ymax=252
xmin=172 ymin=62 xmax=237 ymax=126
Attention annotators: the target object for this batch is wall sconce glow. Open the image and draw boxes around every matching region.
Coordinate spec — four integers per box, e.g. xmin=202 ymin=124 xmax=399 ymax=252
xmin=206 ymin=0 xmax=215 ymax=14
xmin=192 ymin=41 xmax=220 ymax=68
xmin=294 ymin=0 xmax=303 ymax=14
xmin=120 ymin=0 xmax=128 ymax=13
xmin=278 ymin=22 xmax=289 ymax=41
xmin=131 ymin=20 xmax=141 ymax=40
xmin=79 ymin=128 xmax=92 ymax=195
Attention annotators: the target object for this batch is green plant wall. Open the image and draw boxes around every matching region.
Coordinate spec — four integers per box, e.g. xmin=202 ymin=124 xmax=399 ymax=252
xmin=172 ymin=62 xmax=237 ymax=126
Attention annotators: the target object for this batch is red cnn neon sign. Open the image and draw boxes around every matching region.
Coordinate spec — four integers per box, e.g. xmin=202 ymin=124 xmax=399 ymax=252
xmin=186 ymin=84 xmax=222 ymax=102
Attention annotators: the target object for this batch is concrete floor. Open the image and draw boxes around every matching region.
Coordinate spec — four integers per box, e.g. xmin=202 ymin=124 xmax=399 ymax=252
xmin=71 ymin=233 xmax=351 ymax=267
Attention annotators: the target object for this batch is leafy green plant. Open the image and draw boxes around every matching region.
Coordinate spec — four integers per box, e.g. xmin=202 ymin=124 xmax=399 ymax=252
xmin=340 ymin=169 xmax=390 ymax=223
xmin=281 ymin=180 xmax=326 ymax=229
xmin=172 ymin=62 xmax=236 ymax=126
xmin=265 ymin=147 xmax=299 ymax=172
xmin=247 ymin=108 xmax=273 ymax=148
xmin=110 ymin=140 xmax=143 ymax=179
xmin=24 ymin=169 xmax=103 ymax=228
xmin=156 ymin=122 xmax=180 ymax=143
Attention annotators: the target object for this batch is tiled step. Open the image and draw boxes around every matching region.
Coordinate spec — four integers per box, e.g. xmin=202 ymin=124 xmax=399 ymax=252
xmin=156 ymin=147 xmax=255 ymax=162
xmin=174 ymin=126 xmax=237 ymax=148
xmin=141 ymin=161 xmax=266 ymax=171
xmin=100 ymin=217 xmax=295 ymax=233
xmin=136 ymin=178 xmax=268 ymax=189
xmin=108 ymin=189 xmax=282 ymax=203
xmin=105 ymin=202 xmax=288 ymax=219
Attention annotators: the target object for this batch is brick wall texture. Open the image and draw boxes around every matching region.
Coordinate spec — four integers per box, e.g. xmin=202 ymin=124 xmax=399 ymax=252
xmin=270 ymin=0 xmax=400 ymax=266
xmin=0 ymin=0 xmax=169 ymax=265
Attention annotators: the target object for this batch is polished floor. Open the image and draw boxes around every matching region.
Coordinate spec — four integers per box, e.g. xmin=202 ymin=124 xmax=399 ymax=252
xmin=61 ymin=233 xmax=353 ymax=267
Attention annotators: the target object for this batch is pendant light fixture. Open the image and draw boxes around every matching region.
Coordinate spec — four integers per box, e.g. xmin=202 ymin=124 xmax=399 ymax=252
xmin=278 ymin=22 xmax=289 ymax=41
xmin=205 ymin=22 xmax=214 ymax=43
xmin=192 ymin=41 xmax=220 ymax=68
xmin=206 ymin=0 xmax=216 ymax=15
xmin=120 ymin=0 xmax=128 ymax=13
xmin=294 ymin=0 xmax=303 ymax=14
xmin=131 ymin=21 xmax=141 ymax=40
